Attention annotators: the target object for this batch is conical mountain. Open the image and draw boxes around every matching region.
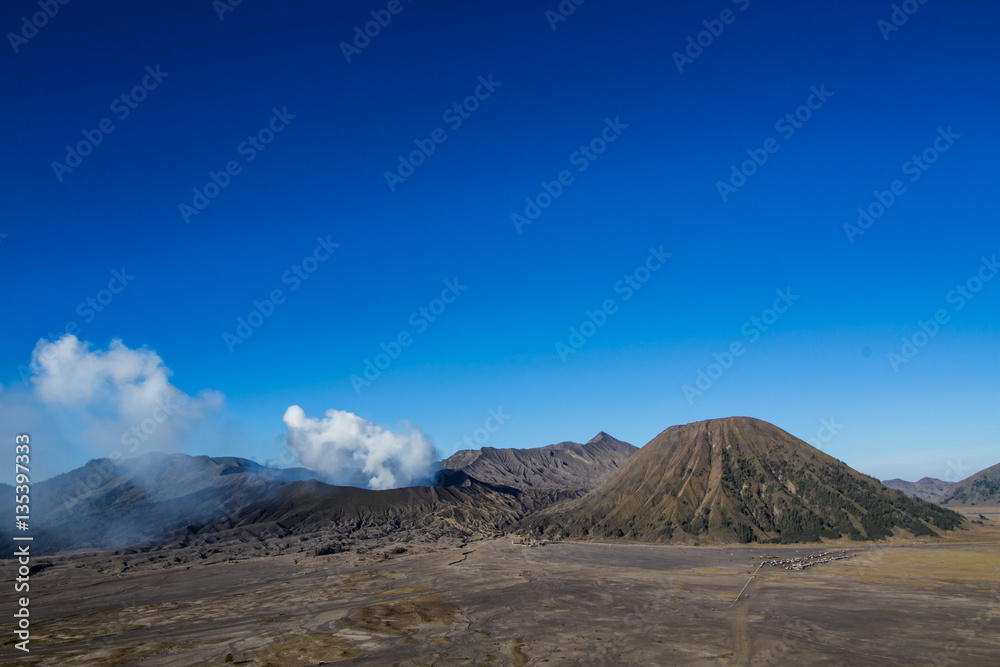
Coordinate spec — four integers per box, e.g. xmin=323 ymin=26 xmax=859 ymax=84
xmin=523 ymin=417 xmax=964 ymax=544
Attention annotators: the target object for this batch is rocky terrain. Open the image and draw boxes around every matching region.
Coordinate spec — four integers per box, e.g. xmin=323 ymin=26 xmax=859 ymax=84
xmin=437 ymin=431 xmax=636 ymax=491
xmin=7 ymin=506 xmax=999 ymax=666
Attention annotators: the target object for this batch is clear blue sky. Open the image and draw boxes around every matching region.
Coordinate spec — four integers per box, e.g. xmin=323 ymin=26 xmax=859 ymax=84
xmin=1 ymin=0 xmax=997 ymax=483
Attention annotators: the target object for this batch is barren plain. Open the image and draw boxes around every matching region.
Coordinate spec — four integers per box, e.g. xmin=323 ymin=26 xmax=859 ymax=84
xmin=3 ymin=508 xmax=997 ymax=666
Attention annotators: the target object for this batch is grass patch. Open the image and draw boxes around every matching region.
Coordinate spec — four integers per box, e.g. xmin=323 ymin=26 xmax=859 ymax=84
xmin=338 ymin=596 xmax=456 ymax=636
xmin=511 ymin=638 xmax=529 ymax=667
xmin=340 ymin=569 xmax=382 ymax=584
xmin=850 ymin=548 xmax=999 ymax=581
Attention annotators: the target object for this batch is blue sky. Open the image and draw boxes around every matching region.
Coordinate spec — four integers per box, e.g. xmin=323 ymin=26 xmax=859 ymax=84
xmin=1 ymin=0 xmax=997 ymax=484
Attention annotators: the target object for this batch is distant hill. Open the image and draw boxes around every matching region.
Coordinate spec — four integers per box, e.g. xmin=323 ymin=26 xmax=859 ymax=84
xmin=882 ymin=477 xmax=955 ymax=503
xmin=437 ymin=432 xmax=637 ymax=492
xmin=0 ymin=453 xmax=318 ymax=552
xmin=523 ymin=417 xmax=964 ymax=544
xmin=938 ymin=463 xmax=1000 ymax=506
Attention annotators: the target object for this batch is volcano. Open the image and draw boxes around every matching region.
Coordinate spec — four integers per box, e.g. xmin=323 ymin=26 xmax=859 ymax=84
xmin=523 ymin=417 xmax=964 ymax=544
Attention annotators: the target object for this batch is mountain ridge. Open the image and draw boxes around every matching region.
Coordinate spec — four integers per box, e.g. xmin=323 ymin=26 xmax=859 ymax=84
xmin=437 ymin=431 xmax=637 ymax=492
xmin=881 ymin=477 xmax=955 ymax=503
xmin=5 ymin=419 xmax=976 ymax=555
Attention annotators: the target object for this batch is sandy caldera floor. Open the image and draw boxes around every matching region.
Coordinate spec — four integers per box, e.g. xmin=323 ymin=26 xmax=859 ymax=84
xmin=3 ymin=508 xmax=999 ymax=666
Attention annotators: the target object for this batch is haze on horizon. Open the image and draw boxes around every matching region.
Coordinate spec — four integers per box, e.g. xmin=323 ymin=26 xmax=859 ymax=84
xmin=1 ymin=0 xmax=998 ymax=486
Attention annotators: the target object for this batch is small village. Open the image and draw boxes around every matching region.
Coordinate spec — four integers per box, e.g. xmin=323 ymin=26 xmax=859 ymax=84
xmin=760 ymin=550 xmax=854 ymax=571
xmin=511 ymin=537 xmax=550 ymax=548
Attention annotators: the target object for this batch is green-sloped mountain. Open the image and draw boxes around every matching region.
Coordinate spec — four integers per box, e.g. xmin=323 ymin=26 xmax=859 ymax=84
xmin=522 ymin=417 xmax=964 ymax=544
xmin=938 ymin=463 xmax=1000 ymax=506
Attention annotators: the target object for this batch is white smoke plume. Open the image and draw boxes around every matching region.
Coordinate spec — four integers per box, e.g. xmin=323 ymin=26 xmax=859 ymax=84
xmin=283 ymin=405 xmax=437 ymax=490
xmin=21 ymin=335 xmax=223 ymax=462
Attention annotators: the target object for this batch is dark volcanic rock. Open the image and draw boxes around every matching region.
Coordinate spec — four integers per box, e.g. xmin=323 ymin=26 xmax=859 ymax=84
xmin=198 ymin=478 xmax=571 ymax=541
xmin=437 ymin=432 xmax=637 ymax=492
